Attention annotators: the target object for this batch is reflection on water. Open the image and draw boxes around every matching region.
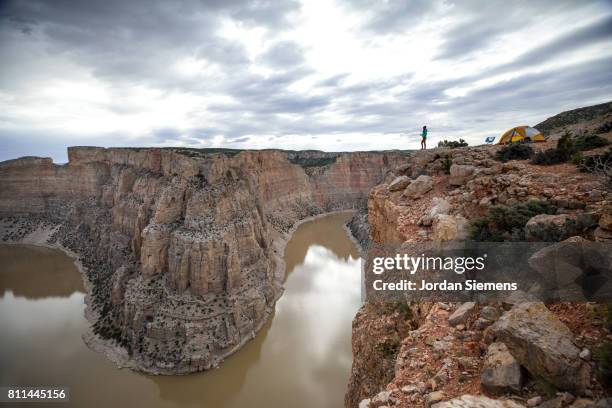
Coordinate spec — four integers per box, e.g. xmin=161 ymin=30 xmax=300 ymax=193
xmin=0 ymin=212 xmax=361 ymax=407
xmin=0 ymin=245 xmax=84 ymax=299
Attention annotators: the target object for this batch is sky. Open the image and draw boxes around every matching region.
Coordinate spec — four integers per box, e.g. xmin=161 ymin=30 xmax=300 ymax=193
xmin=1 ymin=0 xmax=611 ymax=162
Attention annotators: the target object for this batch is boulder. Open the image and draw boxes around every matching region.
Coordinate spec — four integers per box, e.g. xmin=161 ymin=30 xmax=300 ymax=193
xmin=419 ymin=197 xmax=451 ymax=226
xmin=426 ymin=391 xmax=446 ymax=407
xmin=403 ymin=175 xmax=433 ymax=199
xmin=431 ymin=395 xmax=525 ymax=408
xmin=524 ymin=214 xmax=578 ymax=241
xmin=538 ymin=397 xmax=565 ymax=408
xmin=576 ymin=212 xmax=600 ymax=230
xmin=527 ymin=397 xmax=543 ymax=407
xmin=528 ymin=237 xmax=612 ymax=301
xmin=432 ymin=214 xmax=469 ymax=242
xmin=394 ymin=163 xmax=412 ymax=175
xmin=594 ymin=226 xmax=612 ymax=242
xmin=449 ymin=164 xmax=476 ymax=186
xmin=489 ymin=302 xmax=591 ymax=392
xmin=598 ymin=202 xmax=612 ymax=231
xmin=409 ymin=151 xmax=438 ymax=177
xmin=481 ymin=342 xmax=523 ymax=394
xmin=388 ymin=176 xmax=411 ymax=192
xmin=480 ymin=306 xmax=500 ymax=321
xmin=448 ymin=302 xmax=476 ymax=326
xmin=568 ymin=399 xmax=597 ymax=408
xmin=473 ymin=317 xmax=495 ymax=330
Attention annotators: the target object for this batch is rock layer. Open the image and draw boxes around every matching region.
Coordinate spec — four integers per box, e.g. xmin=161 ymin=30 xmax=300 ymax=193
xmin=0 ymin=147 xmax=406 ymax=374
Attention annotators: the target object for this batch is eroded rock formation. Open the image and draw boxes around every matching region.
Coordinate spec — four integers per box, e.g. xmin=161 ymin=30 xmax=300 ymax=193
xmin=0 ymin=147 xmax=406 ymax=374
xmin=347 ymin=138 xmax=611 ymax=407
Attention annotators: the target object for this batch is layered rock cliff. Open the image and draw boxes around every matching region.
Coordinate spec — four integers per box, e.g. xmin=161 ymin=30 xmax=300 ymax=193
xmin=346 ymin=139 xmax=612 ymax=407
xmin=0 ymin=147 xmax=406 ymax=374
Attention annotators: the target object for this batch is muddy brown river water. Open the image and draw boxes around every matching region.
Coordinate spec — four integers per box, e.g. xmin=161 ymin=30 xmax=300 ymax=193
xmin=0 ymin=212 xmax=361 ymax=407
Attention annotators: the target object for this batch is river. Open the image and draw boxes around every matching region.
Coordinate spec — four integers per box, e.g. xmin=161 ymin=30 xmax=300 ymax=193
xmin=0 ymin=212 xmax=361 ymax=407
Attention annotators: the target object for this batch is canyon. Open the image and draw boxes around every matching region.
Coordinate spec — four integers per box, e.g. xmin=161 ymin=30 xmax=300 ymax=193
xmin=1 ymin=103 xmax=611 ymax=407
xmin=0 ymin=147 xmax=405 ymax=374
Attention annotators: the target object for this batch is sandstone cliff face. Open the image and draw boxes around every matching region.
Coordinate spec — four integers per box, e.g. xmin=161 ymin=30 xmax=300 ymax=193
xmin=0 ymin=147 xmax=405 ymax=374
xmin=346 ymin=144 xmax=611 ymax=407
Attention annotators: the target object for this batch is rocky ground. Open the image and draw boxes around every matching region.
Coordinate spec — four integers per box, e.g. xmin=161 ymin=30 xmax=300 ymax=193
xmin=347 ymin=107 xmax=612 ymax=407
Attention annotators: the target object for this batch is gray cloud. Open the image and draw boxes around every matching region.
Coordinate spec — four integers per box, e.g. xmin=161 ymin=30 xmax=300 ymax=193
xmin=151 ymin=128 xmax=184 ymax=142
xmin=484 ymin=14 xmax=612 ymax=76
xmin=434 ymin=1 xmax=598 ymax=60
xmin=259 ymin=41 xmax=305 ymax=67
xmin=339 ymin=0 xmax=435 ymax=33
xmin=0 ymin=0 xmax=611 ymax=160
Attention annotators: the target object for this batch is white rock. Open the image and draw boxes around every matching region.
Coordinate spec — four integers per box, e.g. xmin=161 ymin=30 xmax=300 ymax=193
xmin=527 ymin=396 xmax=542 ymax=407
xmin=359 ymin=398 xmax=371 ymax=408
xmin=432 ymin=395 xmax=525 ymax=408
xmin=448 ymin=302 xmax=476 ymax=326
xmin=579 ymin=348 xmax=591 ymax=361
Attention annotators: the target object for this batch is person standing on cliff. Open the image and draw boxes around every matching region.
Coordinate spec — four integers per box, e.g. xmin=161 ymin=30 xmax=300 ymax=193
xmin=420 ymin=125 xmax=428 ymax=150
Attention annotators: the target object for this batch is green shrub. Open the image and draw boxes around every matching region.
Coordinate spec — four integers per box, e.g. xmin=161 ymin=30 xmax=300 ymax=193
xmin=532 ymin=133 xmax=609 ymax=166
xmin=573 ymin=134 xmax=609 ymax=151
xmin=495 ymin=142 xmax=534 ymax=162
xmin=526 ymin=217 xmax=578 ymax=242
xmin=532 ymin=133 xmax=574 ymax=165
xmin=438 ymin=139 xmax=468 ymax=148
xmin=441 ymin=155 xmax=452 ymax=174
xmin=557 ymin=132 xmax=575 ymax=152
xmin=470 ymin=200 xmax=557 ymax=241
xmin=571 ymin=151 xmax=584 ymax=165
xmin=532 ymin=148 xmax=569 ymax=165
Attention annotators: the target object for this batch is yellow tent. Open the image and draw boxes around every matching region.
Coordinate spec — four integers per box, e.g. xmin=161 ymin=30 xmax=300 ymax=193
xmin=497 ymin=126 xmax=546 ymax=144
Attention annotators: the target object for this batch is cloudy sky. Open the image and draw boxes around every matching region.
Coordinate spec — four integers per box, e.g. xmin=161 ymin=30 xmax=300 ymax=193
xmin=1 ymin=0 xmax=611 ymax=162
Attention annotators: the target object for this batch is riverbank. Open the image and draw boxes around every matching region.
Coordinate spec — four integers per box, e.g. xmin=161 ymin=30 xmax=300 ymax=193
xmin=0 ymin=209 xmax=363 ymax=376
xmin=0 ymin=218 xmax=137 ymax=370
xmin=0 ymin=212 xmax=362 ymax=407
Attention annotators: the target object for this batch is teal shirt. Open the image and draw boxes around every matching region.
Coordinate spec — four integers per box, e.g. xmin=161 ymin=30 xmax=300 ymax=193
xmin=421 ymin=129 xmax=427 ymax=138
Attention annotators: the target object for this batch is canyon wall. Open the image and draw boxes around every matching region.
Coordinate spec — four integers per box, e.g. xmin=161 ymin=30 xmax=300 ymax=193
xmin=0 ymin=147 xmax=405 ymax=374
xmin=345 ymin=141 xmax=611 ymax=407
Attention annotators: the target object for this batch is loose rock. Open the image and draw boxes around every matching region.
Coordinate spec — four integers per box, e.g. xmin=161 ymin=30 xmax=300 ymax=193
xmin=448 ymin=302 xmax=476 ymax=326
xmin=489 ymin=302 xmax=591 ymax=392
xmin=403 ymin=175 xmax=433 ymax=199
xmin=481 ymin=342 xmax=523 ymax=394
